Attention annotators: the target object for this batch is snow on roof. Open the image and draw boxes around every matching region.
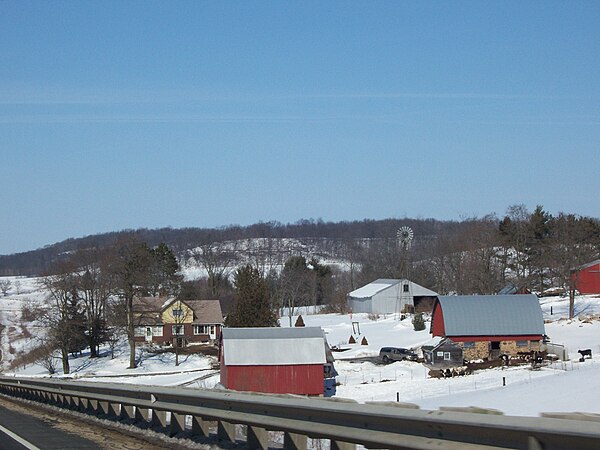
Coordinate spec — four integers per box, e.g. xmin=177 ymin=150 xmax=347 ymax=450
xmin=437 ymin=294 xmax=545 ymax=337
xmin=348 ymin=279 xmax=438 ymax=298
xmin=222 ymin=327 xmax=327 ymax=366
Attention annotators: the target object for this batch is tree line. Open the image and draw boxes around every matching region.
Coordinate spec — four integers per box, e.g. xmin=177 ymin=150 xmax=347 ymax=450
xmin=7 ymin=204 xmax=600 ymax=374
xmin=0 ymin=217 xmax=465 ymax=276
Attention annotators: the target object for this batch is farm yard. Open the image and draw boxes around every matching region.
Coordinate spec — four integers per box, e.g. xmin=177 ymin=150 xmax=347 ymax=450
xmin=1 ymin=275 xmax=600 ymax=418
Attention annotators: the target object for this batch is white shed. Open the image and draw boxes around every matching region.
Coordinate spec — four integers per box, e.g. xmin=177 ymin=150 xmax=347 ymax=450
xmin=347 ymin=278 xmax=438 ymax=314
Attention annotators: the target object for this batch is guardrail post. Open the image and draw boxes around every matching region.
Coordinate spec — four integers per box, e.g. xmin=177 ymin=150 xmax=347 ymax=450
xmin=135 ymin=406 xmax=151 ymax=425
xmin=120 ymin=404 xmax=135 ymax=421
xmin=65 ymin=395 xmax=77 ymax=410
xmin=217 ymin=420 xmax=236 ymax=442
xmin=88 ymin=398 xmax=99 ymax=414
xmin=79 ymin=397 xmax=89 ymax=412
xmin=170 ymin=412 xmax=186 ymax=436
xmin=528 ymin=436 xmax=543 ymax=450
xmin=247 ymin=425 xmax=269 ymax=449
xmin=283 ymin=432 xmax=307 ymax=450
xmin=151 ymin=409 xmax=169 ymax=430
xmin=98 ymin=400 xmax=110 ymax=416
xmin=331 ymin=440 xmax=356 ymax=450
xmin=191 ymin=416 xmax=211 ymax=437
xmin=108 ymin=402 xmax=121 ymax=419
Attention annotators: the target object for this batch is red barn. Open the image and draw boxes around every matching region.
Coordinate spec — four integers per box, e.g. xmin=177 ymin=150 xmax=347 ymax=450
xmin=430 ymin=294 xmax=545 ymax=361
xmin=573 ymin=260 xmax=600 ymax=294
xmin=219 ymin=327 xmax=327 ymax=396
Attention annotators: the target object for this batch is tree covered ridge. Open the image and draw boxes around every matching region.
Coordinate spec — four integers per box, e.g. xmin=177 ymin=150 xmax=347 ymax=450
xmin=0 ymin=207 xmax=599 ymax=300
xmin=0 ymin=217 xmax=465 ymax=276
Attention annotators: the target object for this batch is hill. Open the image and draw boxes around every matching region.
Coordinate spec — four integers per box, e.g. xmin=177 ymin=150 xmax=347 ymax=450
xmin=0 ymin=217 xmax=463 ymax=276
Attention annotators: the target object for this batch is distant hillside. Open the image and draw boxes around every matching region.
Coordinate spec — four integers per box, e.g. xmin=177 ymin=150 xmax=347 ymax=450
xmin=0 ymin=218 xmax=463 ymax=276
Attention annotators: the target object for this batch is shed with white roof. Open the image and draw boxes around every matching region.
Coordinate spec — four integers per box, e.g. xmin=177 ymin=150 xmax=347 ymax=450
xmin=219 ymin=327 xmax=328 ymax=395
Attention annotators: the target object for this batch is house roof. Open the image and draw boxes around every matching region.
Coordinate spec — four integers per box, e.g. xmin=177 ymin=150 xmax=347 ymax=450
xmin=184 ymin=300 xmax=224 ymax=324
xmin=133 ymin=297 xmax=223 ymax=325
xmin=436 ymin=294 xmax=544 ymax=337
xmin=221 ymin=327 xmax=327 ymax=366
xmin=577 ymin=259 xmax=600 ymax=270
xmin=348 ymin=279 xmax=438 ymax=298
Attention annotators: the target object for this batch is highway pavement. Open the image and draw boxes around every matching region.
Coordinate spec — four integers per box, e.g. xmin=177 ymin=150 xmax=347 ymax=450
xmin=0 ymin=403 xmax=101 ymax=449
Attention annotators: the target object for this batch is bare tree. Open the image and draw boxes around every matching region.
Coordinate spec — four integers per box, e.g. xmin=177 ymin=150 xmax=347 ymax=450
xmin=190 ymin=240 xmax=240 ymax=296
xmin=547 ymin=213 xmax=600 ymax=318
xmin=0 ymin=279 xmax=11 ymax=296
xmin=71 ymin=248 xmax=111 ymax=357
xmin=276 ymin=256 xmax=314 ymax=326
xmin=40 ymin=265 xmax=87 ymax=375
xmin=105 ymin=239 xmax=155 ymax=369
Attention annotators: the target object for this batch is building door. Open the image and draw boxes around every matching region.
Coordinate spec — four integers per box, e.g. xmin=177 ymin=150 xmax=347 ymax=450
xmin=490 ymin=341 xmax=501 ymax=359
xmin=145 ymin=327 xmax=153 ymax=342
xmin=209 ymin=325 xmax=216 ymax=340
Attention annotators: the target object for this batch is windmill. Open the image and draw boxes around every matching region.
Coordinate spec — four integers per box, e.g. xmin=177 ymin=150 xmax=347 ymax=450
xmin=396 ymin=226 xmax=414 ymax=317
xmin=396 ymin=226 xmax=414 ymax=251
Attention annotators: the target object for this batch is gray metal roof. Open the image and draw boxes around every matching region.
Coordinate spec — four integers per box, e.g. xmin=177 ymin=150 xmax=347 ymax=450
xmin=222 ymin=327 xmax=324 ymax=340
xmin=437 ymin=294 xmax=545 ymax=336
xmin=348 ymin=278 xmax=438 ymax=298
xmin=222 ymin=327 xmax=327 ymax=365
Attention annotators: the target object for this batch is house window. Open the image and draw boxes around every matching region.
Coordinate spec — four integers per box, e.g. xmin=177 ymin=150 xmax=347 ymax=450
xmin=172 ymin=325 xmax=184 ymax=335
xmin=194 ymin=325 xmax=209 ymax=335
xmin=463 ymin=341 xmax=475 ymax=348
xmin=403 ymin=284 xmax=409 ymax=292
xmin=172 ymin=308 xmax=183 ymax=317
xmin=516 ymin=340 xmax=528 ymax=347
xmin=444 ymin=352 xmax=451 ymax=361
xmin=134 ymin=327 xmax=145 ymax=337
xmin=152 ymin=326 xmax=163 ymax=337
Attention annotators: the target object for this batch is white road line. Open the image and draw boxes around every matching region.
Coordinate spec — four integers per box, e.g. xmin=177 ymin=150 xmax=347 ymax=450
xmin=0 ymin=423 xmax=41 ymax=450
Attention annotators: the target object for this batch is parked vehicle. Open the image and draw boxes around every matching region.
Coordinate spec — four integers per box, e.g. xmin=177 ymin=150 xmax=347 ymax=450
xmin=379 ymin=347 xmax=418 ymax=363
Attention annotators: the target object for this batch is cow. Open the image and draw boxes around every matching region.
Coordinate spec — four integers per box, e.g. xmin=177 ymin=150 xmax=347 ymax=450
xmin=578 ymin=349 xmax=592 ymax=362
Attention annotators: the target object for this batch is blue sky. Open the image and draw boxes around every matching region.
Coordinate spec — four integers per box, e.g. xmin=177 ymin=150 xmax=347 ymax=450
xmin=1 ymin=2 xmax=599 ymax=255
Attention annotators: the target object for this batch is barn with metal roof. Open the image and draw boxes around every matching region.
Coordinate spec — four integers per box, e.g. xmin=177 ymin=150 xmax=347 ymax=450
xmin=347 ymin=278 xmax=438 ymax=314
xmin=219 ymin=327 xmax=328 ymax=395
xmin=430 ymin=294 xmax=545 ymax=361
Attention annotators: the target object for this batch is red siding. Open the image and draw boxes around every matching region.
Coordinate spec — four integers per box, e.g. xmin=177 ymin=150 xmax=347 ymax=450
xmin=431 ymin=300 xmax=446 ymax=337
xmin=574 ymin=263 xmax=600 ymax=294
xmin=221 ymin=364 xmax=324 ymax=396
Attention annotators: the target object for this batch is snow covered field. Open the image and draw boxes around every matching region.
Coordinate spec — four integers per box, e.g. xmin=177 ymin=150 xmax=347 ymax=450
xmin=2 ymin=275 xmax=600 ymax=417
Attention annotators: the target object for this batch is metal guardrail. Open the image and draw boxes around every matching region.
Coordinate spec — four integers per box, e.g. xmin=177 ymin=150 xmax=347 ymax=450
xmin=1 ymin=376 xmax=600 ymax=449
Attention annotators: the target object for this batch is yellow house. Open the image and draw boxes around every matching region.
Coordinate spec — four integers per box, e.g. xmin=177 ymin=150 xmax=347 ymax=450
xmin=133 ymin=297 xmax=223 ymax=347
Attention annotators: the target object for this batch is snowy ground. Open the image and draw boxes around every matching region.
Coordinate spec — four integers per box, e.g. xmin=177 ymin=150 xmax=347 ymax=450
xmin=2 ymin=275 xmax=600 ymax=417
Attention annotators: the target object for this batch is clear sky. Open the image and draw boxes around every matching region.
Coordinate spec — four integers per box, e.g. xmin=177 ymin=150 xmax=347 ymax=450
xmin=1 ymin=1 xmax=599 ymax=255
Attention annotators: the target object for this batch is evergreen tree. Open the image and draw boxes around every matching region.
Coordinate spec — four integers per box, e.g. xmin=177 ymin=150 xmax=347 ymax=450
xmin=225 ymin=265 xmax=279 ymax=327
xmin=150 ymin=242 xmax=183 ymax=296
xmin=412 ymin=313 xmax=426 ymax=331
